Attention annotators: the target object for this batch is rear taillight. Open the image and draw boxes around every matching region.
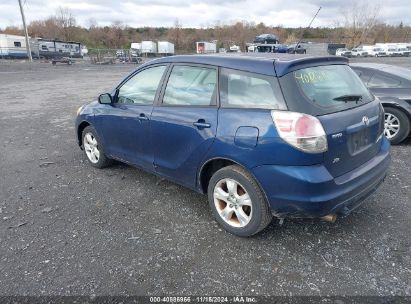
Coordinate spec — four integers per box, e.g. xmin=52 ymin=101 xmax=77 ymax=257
xmin=271 ymin=111 xmax=328 ymax=153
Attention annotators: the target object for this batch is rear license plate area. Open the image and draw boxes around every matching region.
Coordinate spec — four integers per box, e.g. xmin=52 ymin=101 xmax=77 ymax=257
xmin=349 ymin=128 xmax=371 ymax=154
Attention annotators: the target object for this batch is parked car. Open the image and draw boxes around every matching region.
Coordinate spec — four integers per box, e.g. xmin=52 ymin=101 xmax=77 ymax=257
xmin=369 ymin=47 xmax=387 ymax=57
xmin=274 ymin=44 xmax=289 ymax=53
xmin=398 ymin=47 xmax=411 ymax=57
xmin=351 ymin=48 xmax=369 ymax=57
xmin=76 ymin=54 xmax=390 ymax=236
xmin=335 ymin=48 xmax=352 ymax=57
xmin=351 ymin=63 xmax=411 ymax=144
xmin=287 ymin=43 xmax=307 ymax=54
xmin=384 ymin=47 xmax=401 ymax=57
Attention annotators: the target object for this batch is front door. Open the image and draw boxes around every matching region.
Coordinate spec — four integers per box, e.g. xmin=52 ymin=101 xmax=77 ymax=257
xmin=94 ymin=64 xmax=167 ymax=169
xmin=150 ymin=64 xmax=218 ymax=188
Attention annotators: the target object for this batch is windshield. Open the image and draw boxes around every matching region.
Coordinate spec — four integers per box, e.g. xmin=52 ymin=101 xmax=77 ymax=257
xmin=279 ymin=65 xmax=374 ymax=116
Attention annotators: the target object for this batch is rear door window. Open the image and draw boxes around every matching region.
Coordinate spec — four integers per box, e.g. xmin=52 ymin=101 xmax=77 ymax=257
xmin=219 ymin=68 xmax=286 ymax=109
xmin=162 ymin=65 xmax=217 ymax=106
xmin=279 ymin=65 xmax=374 ymax=116
xmin=368 ymin=73 xmax=401 ymax=88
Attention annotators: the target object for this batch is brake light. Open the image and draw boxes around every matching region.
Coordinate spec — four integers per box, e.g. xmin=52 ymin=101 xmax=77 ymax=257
xmin=271 ymin=111 xmax=328 ymax=153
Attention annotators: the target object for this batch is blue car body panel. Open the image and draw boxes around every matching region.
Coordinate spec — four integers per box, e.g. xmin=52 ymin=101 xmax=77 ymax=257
xmin=252 ymin=137 xmax=390 ymax=217
xmin=207 ymin=108 xmax=323 ymax=168
xmin=76 ymin=54 xmax=390 ymax=219
xmin=93 ymin=103 xmax=154 ymax=170
xmin=150 ymin=106 xmax=218 ymax=189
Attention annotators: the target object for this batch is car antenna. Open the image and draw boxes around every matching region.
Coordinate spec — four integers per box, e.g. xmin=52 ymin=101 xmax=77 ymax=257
xmin=295 ymin=6 xmax=322 ymax=51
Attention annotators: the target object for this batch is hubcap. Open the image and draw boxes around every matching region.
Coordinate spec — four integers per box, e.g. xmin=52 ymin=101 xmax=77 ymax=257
xmin=83 ymin=132 xmax=100 ymax=163
xmin=384 ymin=113 xmax=400 ymax=139
xmin=213 ymin=178 xmax=252 ymax=228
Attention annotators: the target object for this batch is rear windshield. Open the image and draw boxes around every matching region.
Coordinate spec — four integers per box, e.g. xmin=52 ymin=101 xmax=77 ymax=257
xmin=279 ymin=64 xmax=374 ymax=116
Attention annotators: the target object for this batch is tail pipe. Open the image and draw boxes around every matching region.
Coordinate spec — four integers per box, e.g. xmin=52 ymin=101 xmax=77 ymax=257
xmin=320 ymin=214 xmax=337 ymax=223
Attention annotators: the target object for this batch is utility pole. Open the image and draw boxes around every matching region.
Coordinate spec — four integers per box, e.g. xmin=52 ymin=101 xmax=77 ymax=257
xmin=295 ymin=6 xmax=322 ymax=50
xmin=18 ymin=0 xmax=32 ymax=62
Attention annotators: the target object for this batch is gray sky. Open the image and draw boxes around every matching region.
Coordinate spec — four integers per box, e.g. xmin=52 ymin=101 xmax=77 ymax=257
xmin=0 ymin=0 xmax=409 ymax=29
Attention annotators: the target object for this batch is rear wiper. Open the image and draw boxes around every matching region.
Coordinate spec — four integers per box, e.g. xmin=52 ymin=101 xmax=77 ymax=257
xmin=333 ymin=94 xmax=363 ymax=103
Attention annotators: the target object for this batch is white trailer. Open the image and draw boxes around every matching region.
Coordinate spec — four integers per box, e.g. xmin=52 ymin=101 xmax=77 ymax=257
xmin=0 ymin=34 xmax=29 ymax=58
xmin=141 ymin=41 xmax=157 ymax=54
xmin=37 ymin=39 xmax=82 ymax=58
xmin=131 ymin=42 xmax=142 ymax=52
xmin=196 ymin=41 xmax=216 ymax=54
xmin=157 ymin=41 xmax=174 ymax=55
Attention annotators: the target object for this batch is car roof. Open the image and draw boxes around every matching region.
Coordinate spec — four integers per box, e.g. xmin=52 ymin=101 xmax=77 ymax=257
xmin=350 ymin=63 xmax=392 ymax=70
xmin=144 ymin=53 xmax=348 ymax=77
xmin=350 ymin=62 xmax=411 ymax=81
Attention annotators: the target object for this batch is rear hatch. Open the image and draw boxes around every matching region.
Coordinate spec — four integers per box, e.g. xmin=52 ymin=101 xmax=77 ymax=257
xmin=279 ymin=64 xmax=384 ymax=177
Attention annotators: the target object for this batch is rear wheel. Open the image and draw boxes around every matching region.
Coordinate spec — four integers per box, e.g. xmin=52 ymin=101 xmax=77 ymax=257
xmin=207 ymin=165 xmax=272 ymax=237
xmin=383 ymin=107 xmax=410 ymax=144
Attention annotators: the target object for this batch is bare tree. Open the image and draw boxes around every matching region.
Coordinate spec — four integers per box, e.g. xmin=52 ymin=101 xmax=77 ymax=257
xmin=87 ymin=18 xmax=98 ymax=30
xmin=167 ymin=19 xmax=182 ymax=50
xmin=106 ymin=21 xmax=128 ymax=48
xmin=340 ymin=0 xmax=381 ymax=47
xmin=56 ymin=7 xmax=76 ymax=41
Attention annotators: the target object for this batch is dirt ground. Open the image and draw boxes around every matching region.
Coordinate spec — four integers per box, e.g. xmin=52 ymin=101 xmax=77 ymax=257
xmin=0 ymin=57 xmax=410 ymax=297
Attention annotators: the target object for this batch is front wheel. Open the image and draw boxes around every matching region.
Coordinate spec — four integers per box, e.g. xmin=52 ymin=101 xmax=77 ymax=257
xmin=82 ymin=126 xmax=112 ymax=168
xmin=208 ymin=165 xmax=272 ymax=237
xmin=384 ymin=107 xmax=410 ymax=144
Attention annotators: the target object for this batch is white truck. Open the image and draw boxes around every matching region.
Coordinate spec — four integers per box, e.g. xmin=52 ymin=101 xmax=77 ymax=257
xmin=141 ymin=41 xmax=157 ymax=55
xmin=196 ymin=42 xmax=216 ymax=54
xmin=157 ymin=41 xmax=175 ymax=55
xmin=376 ymin=43 xmax=405 ymax=56
xmin=228 ymin=45 xmax=241 ymax=52
xmin=362 ymin=45 xmax=387 ymax=57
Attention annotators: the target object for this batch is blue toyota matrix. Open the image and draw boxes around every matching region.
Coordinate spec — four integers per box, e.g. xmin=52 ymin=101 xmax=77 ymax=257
xmin=75 ymin=54 xmax=390 ymax=236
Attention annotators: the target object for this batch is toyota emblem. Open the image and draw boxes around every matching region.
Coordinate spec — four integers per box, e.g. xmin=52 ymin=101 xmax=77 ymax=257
xmin=362 ymin=116 xmax=369 ymax=126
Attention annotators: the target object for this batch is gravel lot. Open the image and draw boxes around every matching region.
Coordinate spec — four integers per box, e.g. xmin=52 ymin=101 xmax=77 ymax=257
xmin=0 ymin=57 xmax=410 ymax=297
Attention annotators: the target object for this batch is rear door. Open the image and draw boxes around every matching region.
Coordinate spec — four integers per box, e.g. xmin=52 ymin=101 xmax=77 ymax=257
xmin=150 ymin=64 xmax=218 ymax=188
xmin=280 ymin=64 xmax=384 ymax=177
xmin=319 ymin=101 xmax=383 ymax=177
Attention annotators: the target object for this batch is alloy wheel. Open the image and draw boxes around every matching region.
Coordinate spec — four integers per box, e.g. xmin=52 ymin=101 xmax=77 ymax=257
xmin=384 ymin=113 xmax=401 ymax=139
xmin=83 ymin=132 xmax=100 ymax=163
xmin=213 ymin=178 xmax=252 ymax=228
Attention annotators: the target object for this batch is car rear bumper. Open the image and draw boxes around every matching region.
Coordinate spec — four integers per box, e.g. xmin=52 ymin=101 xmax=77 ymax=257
xmin=252 ymin=137 xmax=391 ymax=218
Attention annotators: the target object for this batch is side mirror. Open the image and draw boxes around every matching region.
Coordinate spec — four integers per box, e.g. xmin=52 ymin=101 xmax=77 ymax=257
xmin=98 ymin=93 xmax=112 ymax=104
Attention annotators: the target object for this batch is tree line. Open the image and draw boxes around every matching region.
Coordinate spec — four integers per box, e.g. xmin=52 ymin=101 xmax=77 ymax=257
xmin=1 ymin=6 xmax=410 ymax=53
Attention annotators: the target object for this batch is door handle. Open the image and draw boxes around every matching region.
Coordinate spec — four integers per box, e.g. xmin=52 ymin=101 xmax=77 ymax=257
xmin=138 ymin=113 xmax=149 ymax=121
xmin=193 ymin=120 xmax=211 ymax=129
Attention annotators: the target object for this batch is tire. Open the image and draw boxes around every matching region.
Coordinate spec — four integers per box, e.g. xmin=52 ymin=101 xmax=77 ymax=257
xmin=383 ymin=107 xmax=410 ymax=145
xmin=81 ymin=126 xmax=112 ymax=168
xmin=207 ymin=165 xmax=272 ymax=237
